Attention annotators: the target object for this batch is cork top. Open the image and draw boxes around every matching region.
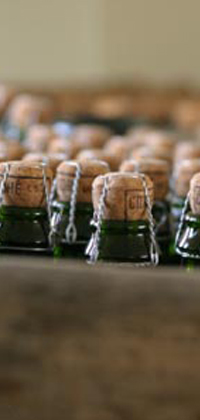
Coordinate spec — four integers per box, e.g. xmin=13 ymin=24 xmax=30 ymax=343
xmin=120 ymin=158 xmax=169 ymax=200
xmin=76 ymin=149 xmax=119 ymax=171
xmin=174 ymin=141 xmax=200 ymax=162
xmin=23 ymin=152 xmax=66 ymax=175
xmin=56 ymin=159 xmax=109 ymax=203
xmin=190 ymin=173 xmax=200 ymax=214
xmin=0 ymin=140 xmax=26 ymax=161
xmin=8 ymin=94 xmax=51 ymax=129
xmin=145 ymin=130 xmax=177 ymax=151
xmin=92 ymin=95 xmax=132 ymax=118
xmin=173 ymin=158 xmax=200 ymax=197
xmin=0 ymin=161 xmax=53 ymax=208
xmin=172 ymin=99 xmax=200 ymax=132
xmin=92 ymin=172 xmax=154 ymax=221
xmin=72 ymin=124 xmax=111 ymax=149
xmin=48 ymin=137 xmax=78 ymax=158
xmin=104 ymin=136 xmax=130 ymax=159
xmin=131 ymin=146 xmax=172 ymax=164
xmin=25 ymin=124 xmax=54 ymax=152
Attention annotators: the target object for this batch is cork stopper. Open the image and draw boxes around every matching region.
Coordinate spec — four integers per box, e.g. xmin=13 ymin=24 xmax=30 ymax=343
xmin=172 ymin=99 xmax=200 ymax=133
xmin=92 ymin=172 xmax=154 ymax=221
xmin=48 ymin=137 xmax=78 ymax=158
xmin=0 ymin=140 xmax=26 ymax=161
xmin=173 ymin=159 xmax=200 ymax=197
xmin=120 ymin=158 xmax=169 ymax=200
xmin=127 ymin=126 xmax=154 ymax=148
xmin=131 ymin=146 xmax=172 ymax=165
xmin=104 ymin=136 xmax=130 ymax=161
xmin=91 ymin=95 xmax=132 ymax=119
xmin=8 ymin=94 xmax=54 ymax=128
xmin=25 ymin=124 xmax=55 ymax=152
xmin=0 ymin=161 xmax=53 ymax=207
xmin=174 ymin=141 xmax=200 ymax=163
xmin=23 ymin=153 xmax=66 ymax=176
xmin=72 ymin=125 xmax=111 ymax=149
xmin=56 ymin=159 xmax=109 ymax=203
xmin=145 ymin=130 xmax=177 ymax=152
xmin=76 ymin=149 xmax=119 ymax=171
xmin=190 ymin=173 xmax=200 ymax=214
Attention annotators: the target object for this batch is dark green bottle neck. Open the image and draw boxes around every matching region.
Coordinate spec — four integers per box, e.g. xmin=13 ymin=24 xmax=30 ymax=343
xmin=100 ymin=219 xmax=150 ymax=233
xmin=171 ymin=195 xmax=185 ymax=207
xmin=0 ymin=205 xmax=48 ymax=219
xmin=183 ymin=212 xmax=200 ymax=228
xmin=53 ymin=201 xmax=93 ymax=215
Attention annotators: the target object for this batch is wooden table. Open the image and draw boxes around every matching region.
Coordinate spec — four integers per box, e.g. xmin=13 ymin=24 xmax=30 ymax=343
xmin=0 ymin=257 xmax=199 ymax=419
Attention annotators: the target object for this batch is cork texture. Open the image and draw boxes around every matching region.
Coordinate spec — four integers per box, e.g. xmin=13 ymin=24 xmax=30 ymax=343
xmin=26 ymin=124 xmax=54 ymax=152
xmin=56 ymin=159 xmax=109 ymax=203
xmin=8 ymin=94 xmax=53 ymax=128
xmin=120 ymin=159 xmax=169 ymax=200
xmin=173 ymin=159 xmax=200 ymax=197
xmin=48 ymin=137 xmax=78 ymax=158
xmin=0 ymin=161 xmax=53 ymax=207
xmin=145 ymin=130 xmax=177 ymax=151
xmin=131 ymin=146 xmax=172 ymax=165
xmin=104 ymin=136 xmax=131 ymax=161
xmin=190 ymin=172 xmax=200 ymax=214
xmin=174 ymin=141 xmax=200 ymax=162
xmin=76 ymin=149 xmax=119 ymax=171
xmin=92 ymin=172 xmax=154 ymax=220
xmin=23 ymin=153 xmax=66 ymax=175
xmin=72 ymin=124 xmax=111 ymax=149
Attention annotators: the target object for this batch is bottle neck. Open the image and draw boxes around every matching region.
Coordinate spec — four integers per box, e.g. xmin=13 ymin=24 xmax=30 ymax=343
xmin=100 ymin=219 xmax=150 ymax=233
xmin=53 ymin=201 xmax=93 ymax=214
xmin=0 ymin=205 xmax=49 ymax=251
xmin=0 ymin=205 xmax=48 ymax=219
xmin=175 ymin=211 xmax=200 ymax=260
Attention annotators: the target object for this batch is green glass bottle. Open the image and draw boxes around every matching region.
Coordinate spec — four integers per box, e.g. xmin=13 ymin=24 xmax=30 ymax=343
xmin=50 ymin=159 xmax=109 ymax=258
xmin=170 ymin=159 xmax=200 ymax=263
xmin=86 ymin=172 xmax=159 ymax=266
xmin=120 ymin=158 xmax=170 ymax=264
xmin=0 ymin=161 xmax=52 ymax=255
xmin=175 ymin=172 xmax=200 ymax=268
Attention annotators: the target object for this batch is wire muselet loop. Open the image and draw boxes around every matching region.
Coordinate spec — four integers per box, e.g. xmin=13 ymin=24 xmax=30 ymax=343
xmin=0 ymin=162 xmax=10 ymax=209
xmin=175 ymin=191 xmax=190 ymax=250
xmin=65 ymin=162 xmax=81 ymax=244
xmin=87 ymin=177 xmax=108 ymax=264
xmin=137 ymin=173 xmax=159 ymax=267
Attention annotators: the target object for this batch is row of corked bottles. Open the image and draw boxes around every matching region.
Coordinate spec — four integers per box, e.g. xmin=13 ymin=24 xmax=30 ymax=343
xmin=0 ymin=154 xmax=200 ymax=267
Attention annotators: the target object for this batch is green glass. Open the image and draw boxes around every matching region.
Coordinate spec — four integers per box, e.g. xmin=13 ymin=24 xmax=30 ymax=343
xmin=169 ymin=195 xmax=185 ymax=265
xmin=175 ymin=212 xmax=200 ymax=268
xmin=0 ymin=206 xmax=50 ymax=254
xmin=52 ymin=201 xmax=93 ymax=258
xmin=171 ymin=195 xmax=185 ymax=234
xmin=153 ymin=200 xmax=171 ymax=264
xmin=88 ymin=219 xmax=152 ymax=264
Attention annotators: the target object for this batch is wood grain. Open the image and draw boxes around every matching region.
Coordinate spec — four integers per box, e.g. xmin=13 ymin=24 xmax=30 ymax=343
xmin=0 ymin=257 xmax=199 ymax=419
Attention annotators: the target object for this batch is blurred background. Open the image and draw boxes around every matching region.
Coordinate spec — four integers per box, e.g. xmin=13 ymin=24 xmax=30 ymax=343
xmin=0 ymin=0 xmax=200 ymax=88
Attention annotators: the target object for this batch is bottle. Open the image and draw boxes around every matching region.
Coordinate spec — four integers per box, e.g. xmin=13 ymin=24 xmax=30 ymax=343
xmin=175 ymin=172 xmax=200 ymax=268
xmin=0 ymin=161 xmax=53 ymax=254
xmin=50 ymin=158 xmax=109 ymax=258
xmin=171 ymin=159 xmax=200 ymax=234
xmin=86 ymin=172 xmax=159 ymax=266
xmin=120 ymin=158 xmax=170 ymax=263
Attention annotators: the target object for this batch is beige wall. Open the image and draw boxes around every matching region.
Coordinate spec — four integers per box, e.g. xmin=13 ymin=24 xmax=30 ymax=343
xmin=0 ymin=0 xmax=200 ymax=86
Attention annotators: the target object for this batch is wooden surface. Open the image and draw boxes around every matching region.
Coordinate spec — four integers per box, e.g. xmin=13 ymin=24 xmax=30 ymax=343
xmin=0 ymin=257 xmax=200 ymax=419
